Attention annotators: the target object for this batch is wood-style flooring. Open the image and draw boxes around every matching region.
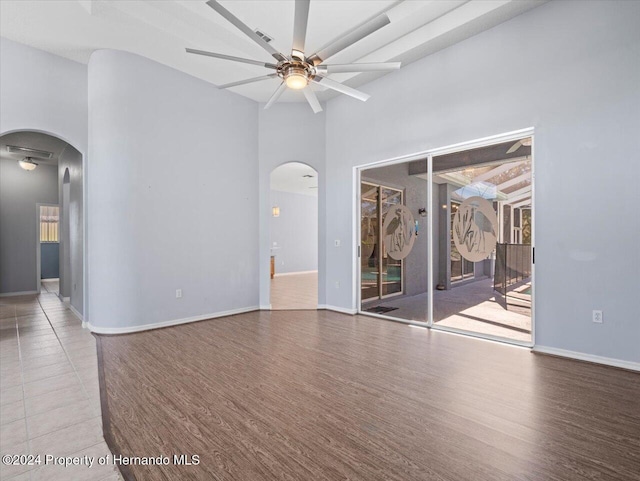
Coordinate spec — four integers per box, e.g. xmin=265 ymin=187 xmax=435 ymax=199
xmin=96 ymin=310 xmax=640 ymax=481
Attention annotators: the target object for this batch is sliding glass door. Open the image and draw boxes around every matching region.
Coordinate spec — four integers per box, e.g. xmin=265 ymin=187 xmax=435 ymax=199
xmin=360 ymin=182 xmax=404 ymax=302
xmin=357 ymin=133 xmax=534 ymax=345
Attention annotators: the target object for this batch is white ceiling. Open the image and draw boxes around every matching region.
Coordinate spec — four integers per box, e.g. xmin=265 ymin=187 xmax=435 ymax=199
xmin=0 ymin=131 xmax=70 ymax=166
xmin=0 ymin=0 xmax=546 ymax=103
xmin=271 ymin=162 xmax=318 ymax=196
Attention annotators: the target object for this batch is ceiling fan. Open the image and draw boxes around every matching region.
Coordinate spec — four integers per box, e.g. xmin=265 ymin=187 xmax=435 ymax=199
xmin=186 ymin=0 xmax=401 ymax=113
xmin=506 ymin=137 xmax=532 ymax=154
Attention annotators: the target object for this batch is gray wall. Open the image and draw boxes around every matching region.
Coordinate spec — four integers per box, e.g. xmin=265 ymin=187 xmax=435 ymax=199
xmin=58 ymin=146 xmax=83 ymax=313
xmin=325 ymin=0 xmax=640 ymax=363
xmin=3 ymin=2 xmax=638 ymax=364
xmin=270 ymin=190 xmax=318 ymax=274
xmin=0 ymin=37 xmax=87 ymax=312
xmin=87 ymin=50 xmax=259 ymax=330
xmin=258 ymin=103 xmax=326 ymax=308
xmin=362 ymin=163 xmax=430 ymax=297
xmin=0 ymin=158 xmax=58 ymax=294
xmin=0 ymin=37 xmax=88 ymax=154
xmin=41 ymin=243 xmax=59 ymax=279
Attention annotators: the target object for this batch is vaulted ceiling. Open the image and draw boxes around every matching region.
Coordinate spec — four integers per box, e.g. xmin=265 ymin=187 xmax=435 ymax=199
xmin=0 ymin=0 xmax=546 ymax=103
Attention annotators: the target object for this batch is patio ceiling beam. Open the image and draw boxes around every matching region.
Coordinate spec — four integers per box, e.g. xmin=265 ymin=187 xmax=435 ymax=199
xmin=504 ymin=185 xmax=531 ymax=199
xmin=434 ymin=172 xmax=469 ymax=189
xmin=497 ymin=172 xmax=530 ymax=191
xmin=504 ymin=192 xmax=531 ymax=204
xmin=473 ymin=159 xmax=527 ymax=183
xmin=511 ymin=198 xmax=532 ymax=209
xmin=364 ymin=188 xmax=377 ymax=199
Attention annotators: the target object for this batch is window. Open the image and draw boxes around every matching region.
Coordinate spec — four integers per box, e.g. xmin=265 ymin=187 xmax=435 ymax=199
xmin=40 ymin=205 xmax=59 ymax=243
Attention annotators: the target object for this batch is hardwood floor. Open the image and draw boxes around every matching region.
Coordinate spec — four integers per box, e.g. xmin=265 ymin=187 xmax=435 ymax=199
xmin=96 ymin=310 xmax=640 ymax=481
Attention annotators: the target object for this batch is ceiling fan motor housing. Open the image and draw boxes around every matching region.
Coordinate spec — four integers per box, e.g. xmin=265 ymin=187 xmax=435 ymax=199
xmin=278 ymin=60 xmax=315 ymax=89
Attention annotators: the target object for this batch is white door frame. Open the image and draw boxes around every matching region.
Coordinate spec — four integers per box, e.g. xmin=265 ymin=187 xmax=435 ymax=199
xmin=354 ymin=153 xmax=430 ymax=327
xmin=353 ymin=127 xmax=535 ymax=347
xmin=36 ymin=203 xmax=59 ymax=294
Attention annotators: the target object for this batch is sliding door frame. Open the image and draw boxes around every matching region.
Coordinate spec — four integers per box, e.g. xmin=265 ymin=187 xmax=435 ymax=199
xmin=360 ymin=180 xmax=405 ymax=302
xmin=354 ymin=127 xmax=535 ymax=347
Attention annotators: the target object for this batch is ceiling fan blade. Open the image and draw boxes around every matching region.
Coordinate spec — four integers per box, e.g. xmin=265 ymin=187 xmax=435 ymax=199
xmin=264 ymin=82 xmax=287 ymax=110
xmin=316 ymin=62 xmax=401 ymax=74
xmin=186 ymin=48 xmax=277 ymax=68
xmin=506 ymin=140 xmax=523 ymax=154
xmin=302 ymin=87 xmax=323 ymax=114
xmin=312 ymin=75 xmax=370 ymax=102
xmin=308 ymin=14 xmax=390 ymax=65
xmin=205 ymin=0 xmax=287 ymax=62
xmin=219 ymin=74 xmax=279 ymax=89
xmin=292 ymin=0 xmax=310 ymax=58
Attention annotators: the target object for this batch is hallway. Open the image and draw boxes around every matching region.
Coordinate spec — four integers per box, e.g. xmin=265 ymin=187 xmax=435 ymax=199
xmin=0 ymin=291 xmax=121 ymax=480
xmin=40 ymin=279 xmax=59 ymax=295
xmin=270 ymin=272 xmax=318 ymax=310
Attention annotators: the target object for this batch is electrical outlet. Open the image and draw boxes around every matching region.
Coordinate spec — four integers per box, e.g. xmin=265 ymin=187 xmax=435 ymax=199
xmin=334 ymin=240 xmax=341 ymax=247
xmin=176 ymin=289 xmax=183 ymax=299
xmin=334 ymin=281 xmax=340 ymax=288
xmin=592 ymin=310 xmax=603 ymax=323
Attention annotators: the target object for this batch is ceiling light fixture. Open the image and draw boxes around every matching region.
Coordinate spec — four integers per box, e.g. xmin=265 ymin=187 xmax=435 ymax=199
xmin=283 ymin=65 xmax=309 ymax=90
xmin=186 ymin=0 xmax=402 ymax=113
xmin=18 ymin=157 xmax=38 ymax=171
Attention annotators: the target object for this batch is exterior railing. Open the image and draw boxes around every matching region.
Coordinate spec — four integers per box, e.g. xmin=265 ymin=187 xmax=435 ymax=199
xmin=494 ymin=243 xmax=532 ymax=295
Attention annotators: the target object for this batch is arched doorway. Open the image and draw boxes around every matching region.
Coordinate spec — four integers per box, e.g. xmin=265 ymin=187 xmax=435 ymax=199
xmin=269 ymin=162 xmax=319 ymax=310
xmin=0 ymin=130 xmax=84 ymax=318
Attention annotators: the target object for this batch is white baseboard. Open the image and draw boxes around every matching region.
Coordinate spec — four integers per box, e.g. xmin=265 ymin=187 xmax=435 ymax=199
xmin=318 ymin=304 xmax=357 ymax=315
xmin=69 ymin=304 xmax=83 ymax=322
xmin=61 ymin=298 xmax=83 ymax=322
xmin=532 ymin=345 xmax=640 ymax=372
xmin=0 ymin=290 xmax=38 ymax=298
xmin=259 ymin=304 xmax=272 ymax=310
xmin=87 ymin=305 xmax=260 ymax=335
xmin=273 ymin=270 xmax=318 ymax=277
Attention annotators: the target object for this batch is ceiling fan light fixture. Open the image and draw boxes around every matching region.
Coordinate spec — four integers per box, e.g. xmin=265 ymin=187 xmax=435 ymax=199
xmin=192 ymin=1 xmax=400 ymax=112
xmin=283 ymin=66 xmax=309 ymax=90
xmin=18 ymin=157 xmax=38 ymax=171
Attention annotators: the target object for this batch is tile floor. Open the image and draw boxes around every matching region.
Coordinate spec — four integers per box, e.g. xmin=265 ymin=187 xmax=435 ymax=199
xmin=270 ymin=272 xmax=318 ymax=310
xmin=0 ymin=288 xmax=122 ymax=481
xmin=365 ymin=278 xmax=532 ymax=342
xmin=39 ymin=280 xmax=59 ymax=296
